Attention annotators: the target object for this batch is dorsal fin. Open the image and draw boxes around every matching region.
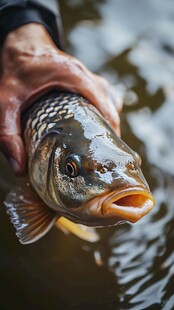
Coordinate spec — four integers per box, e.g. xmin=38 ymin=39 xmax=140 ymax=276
xmin=4 ymin=181 xmax=59 ymax=244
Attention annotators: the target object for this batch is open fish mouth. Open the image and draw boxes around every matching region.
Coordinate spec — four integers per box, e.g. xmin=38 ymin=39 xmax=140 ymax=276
xmin=102 ymin=187 xmax=155 ymax=223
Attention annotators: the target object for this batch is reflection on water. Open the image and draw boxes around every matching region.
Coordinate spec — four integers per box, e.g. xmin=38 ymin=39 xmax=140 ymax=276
xmin=128 ymin=100 xmax=174 ymax=175
xmin=108 ymin=177 xmax=174 ymax=309
xmin=0 ymin=0 xmax=174 ymax=309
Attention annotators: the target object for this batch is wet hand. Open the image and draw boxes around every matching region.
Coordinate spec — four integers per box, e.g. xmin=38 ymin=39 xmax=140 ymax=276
xmin=0 ymin=23 xmax=122 ymax=176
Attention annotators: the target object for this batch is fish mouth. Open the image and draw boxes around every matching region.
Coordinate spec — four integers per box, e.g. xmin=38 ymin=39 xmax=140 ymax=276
xmin=101 ymin=187 xmax=155 ymax=223
xmin=61 ymin=187 xmax=155 ymax=227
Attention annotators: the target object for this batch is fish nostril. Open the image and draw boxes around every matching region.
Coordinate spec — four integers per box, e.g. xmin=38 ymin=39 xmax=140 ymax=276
xmin=96 ymin=163 xmax=108 ymax=174
xmin=99 ymin=167 xmax=105 ymax=174
xmin=128 ymin=161 xmax=136 ymax=171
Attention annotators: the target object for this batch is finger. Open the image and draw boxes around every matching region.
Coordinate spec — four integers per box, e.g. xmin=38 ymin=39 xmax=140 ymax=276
xmin=76 ymin=75 xmax=121 ymax=134
xmin=0 ymin=104 xmax=26 ymax=175
xmin=22 ymin=66 xmax=121 ymax=135
xmin=0 ymin=135 xmax=26 ymax=175
xmin=11 ymin=52 xmax=121 ymax=136
xmin=59 ymin=61 xmax=121 ymax=132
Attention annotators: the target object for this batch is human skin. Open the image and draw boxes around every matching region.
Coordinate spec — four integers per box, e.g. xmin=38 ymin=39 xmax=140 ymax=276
xmin=0 ymin=23 xmax=122 ymax=176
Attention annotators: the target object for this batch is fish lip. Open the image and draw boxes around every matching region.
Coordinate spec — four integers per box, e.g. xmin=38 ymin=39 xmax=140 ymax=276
xmin=60 ymin=186 xmax=155 ymax=227
xmin=101 ymin=186 xmax=155 ymax=223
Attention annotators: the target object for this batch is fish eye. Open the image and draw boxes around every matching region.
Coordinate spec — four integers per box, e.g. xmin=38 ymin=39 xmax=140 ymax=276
xmin=65 ymin=154 xmax=81 ymax=178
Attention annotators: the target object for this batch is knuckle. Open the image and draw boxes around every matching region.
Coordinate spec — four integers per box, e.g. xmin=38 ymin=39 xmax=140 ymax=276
xmin=68 ymin=58 xmax=87 ymax=76
xmin=71 ymin=58 xmax=84 ymax=69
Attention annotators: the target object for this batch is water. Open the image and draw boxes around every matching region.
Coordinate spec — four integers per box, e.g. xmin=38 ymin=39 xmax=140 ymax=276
xmin=0 ymin=0 xmax=174 ymax=309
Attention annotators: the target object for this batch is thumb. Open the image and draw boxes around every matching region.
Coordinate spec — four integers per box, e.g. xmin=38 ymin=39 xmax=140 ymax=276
xmin=0 ymin=135 xmax=26 ymax=175
xmin=0 ymin=104 xmax=26 ymax=175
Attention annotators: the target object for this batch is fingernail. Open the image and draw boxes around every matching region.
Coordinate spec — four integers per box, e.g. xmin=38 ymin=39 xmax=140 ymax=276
xmin=8 ymin=157 xmax=21 ymax=174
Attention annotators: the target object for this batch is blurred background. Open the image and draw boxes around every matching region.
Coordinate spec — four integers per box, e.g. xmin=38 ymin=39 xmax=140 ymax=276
xmin=0 ymin=0 xmax=174 ymax=309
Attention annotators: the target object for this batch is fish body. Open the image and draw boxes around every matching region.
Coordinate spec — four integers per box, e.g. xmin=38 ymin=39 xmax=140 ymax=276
xmin=5 ymin=91 xmax=155 ymax=244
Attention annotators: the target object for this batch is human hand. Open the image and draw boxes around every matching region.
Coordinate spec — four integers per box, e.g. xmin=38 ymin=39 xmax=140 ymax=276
xmin=0 ymin=23 xmax=122 ymax=176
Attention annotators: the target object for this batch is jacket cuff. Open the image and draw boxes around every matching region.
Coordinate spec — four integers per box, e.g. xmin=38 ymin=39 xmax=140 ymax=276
xmin=0 ymin=6 xmax=63 ymax=49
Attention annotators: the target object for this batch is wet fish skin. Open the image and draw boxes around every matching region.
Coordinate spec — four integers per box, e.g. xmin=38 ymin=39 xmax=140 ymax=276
xmin=25 ymin=91 xmax=153 ymax=220
xmin=4 ymin=91 xmax=155 ymax=244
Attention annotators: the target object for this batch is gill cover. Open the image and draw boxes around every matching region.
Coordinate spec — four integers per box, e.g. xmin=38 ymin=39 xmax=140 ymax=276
xmin=29 ymin=131 xmax=60 ymax=204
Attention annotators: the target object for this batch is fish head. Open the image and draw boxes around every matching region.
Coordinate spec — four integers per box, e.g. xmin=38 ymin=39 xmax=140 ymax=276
xmin=47 ymin=104 xmax=155 ymax=226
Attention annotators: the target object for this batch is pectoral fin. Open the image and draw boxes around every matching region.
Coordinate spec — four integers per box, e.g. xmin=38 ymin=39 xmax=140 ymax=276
xmin=4 ymin=181 xmax=59 ymax=244
xmin=56 ymin=217 xmax=99 ymax=242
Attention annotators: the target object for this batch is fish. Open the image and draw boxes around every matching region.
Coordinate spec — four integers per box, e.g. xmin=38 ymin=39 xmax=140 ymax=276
xmin=4 ymin=91 xmax=155 ymax=244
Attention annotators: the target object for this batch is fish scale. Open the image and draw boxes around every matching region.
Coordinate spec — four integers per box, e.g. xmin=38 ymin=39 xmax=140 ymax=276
xmin=4 ymin=91 xmax=155 ymax=244
xmin=23 ymin=92 xmax=87 ymax=157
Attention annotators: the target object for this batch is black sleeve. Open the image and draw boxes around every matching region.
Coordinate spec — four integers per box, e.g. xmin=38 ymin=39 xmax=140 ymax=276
xmin=0 ymin=0 xmax=63 ymax=49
